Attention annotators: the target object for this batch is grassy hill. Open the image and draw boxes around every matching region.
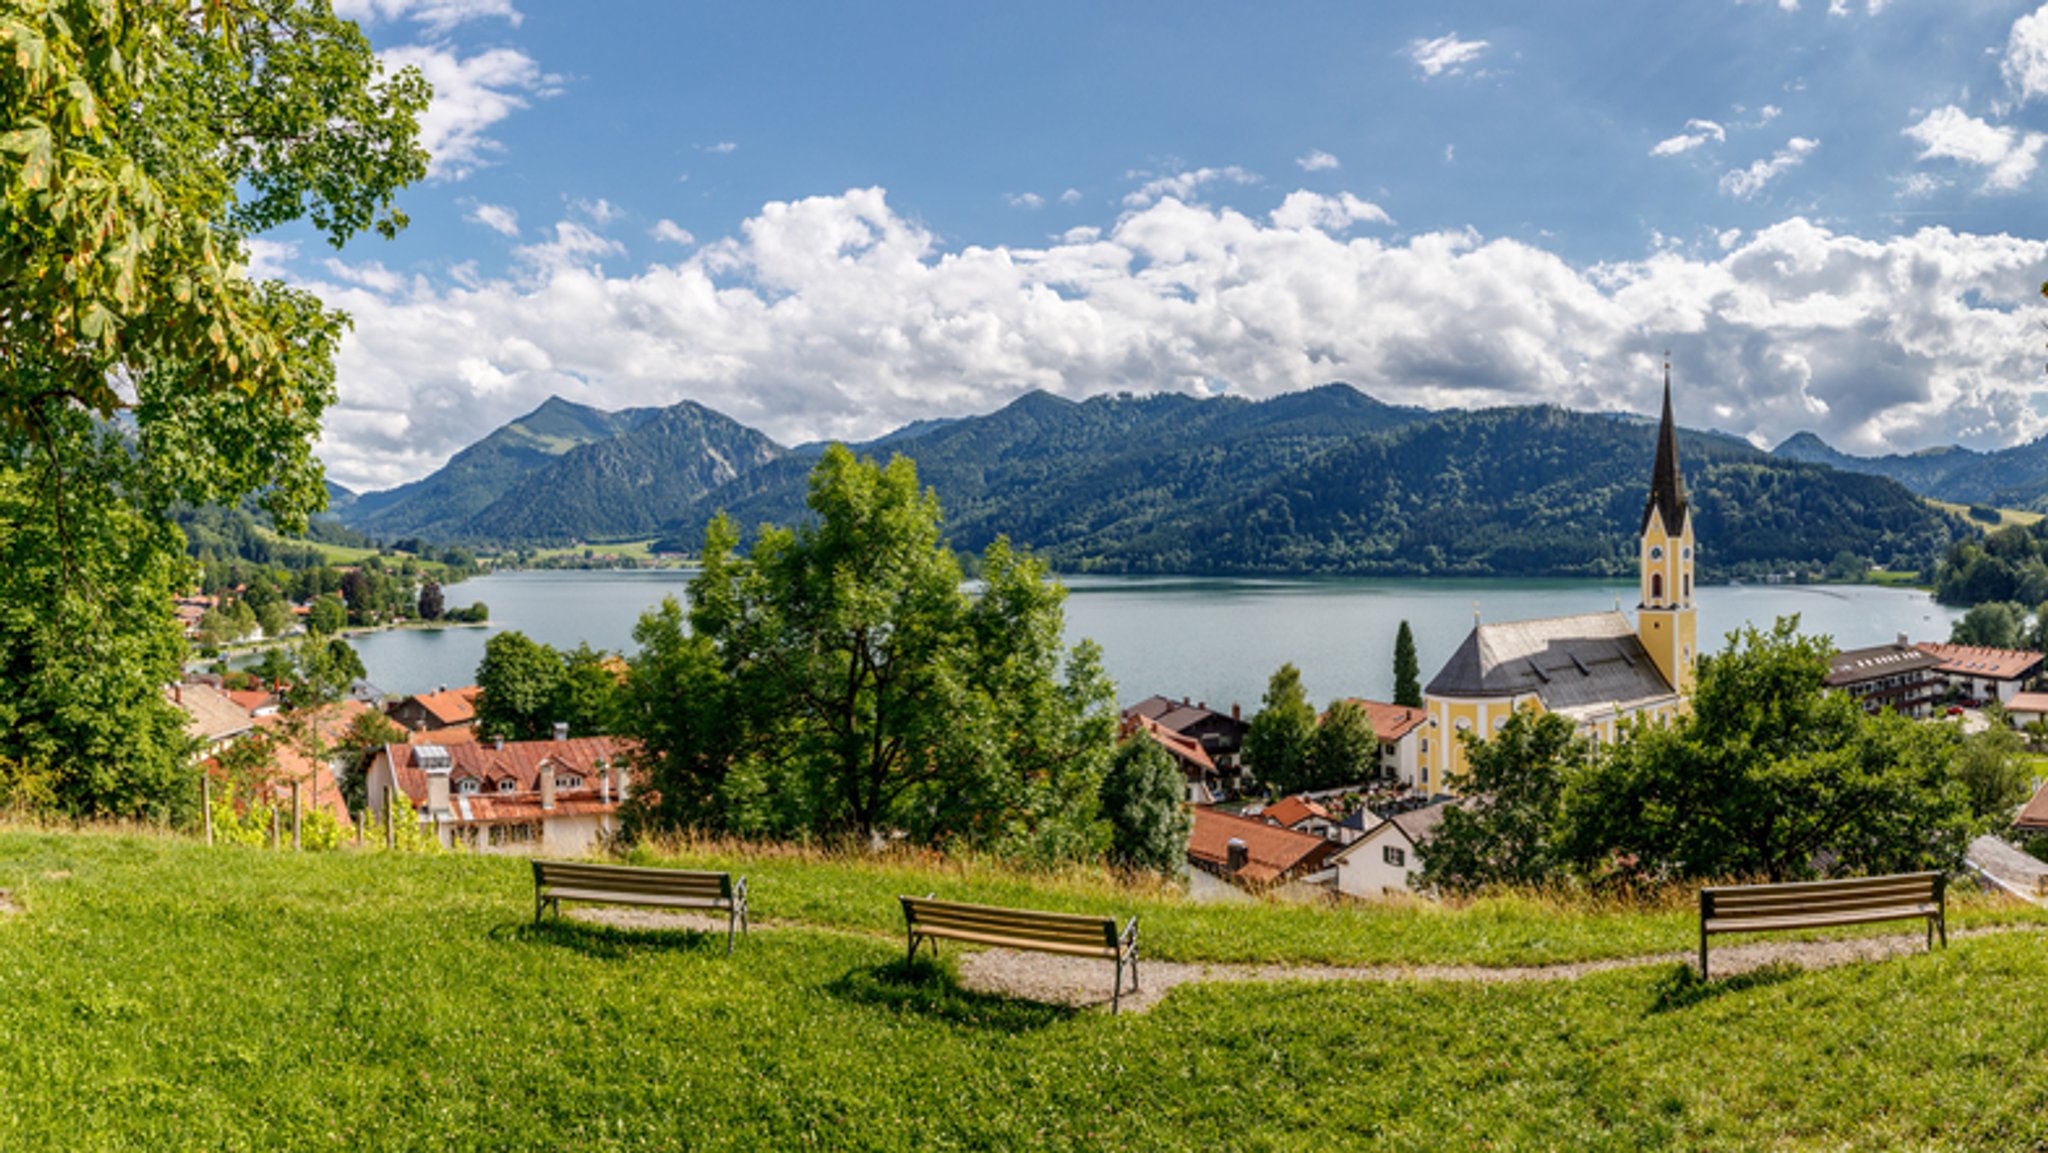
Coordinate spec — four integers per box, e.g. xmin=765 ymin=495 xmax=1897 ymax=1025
xmin=4 ymin=829 xmax=2048 ymax=1149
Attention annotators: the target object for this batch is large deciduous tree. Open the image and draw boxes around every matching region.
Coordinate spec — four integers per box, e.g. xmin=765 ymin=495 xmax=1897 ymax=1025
xmin=631 ymin=445 xmax=1116 ymax=853
xmin=0 ymin=1 xmax=426 ymax=818
xmin=1243 ymin=663 xmax=1315 ymax=796
xmin=1100 ymin=735 xmax=1190 ymax=875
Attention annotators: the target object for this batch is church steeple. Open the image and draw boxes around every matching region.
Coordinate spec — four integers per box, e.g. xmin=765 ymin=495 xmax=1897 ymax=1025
xmin=1641 ymin=361 xmax=1688 ymax=537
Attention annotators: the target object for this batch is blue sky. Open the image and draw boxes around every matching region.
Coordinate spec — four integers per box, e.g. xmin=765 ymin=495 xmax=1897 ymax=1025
xmin=287 ymin=0 xmax=2048 ymax=491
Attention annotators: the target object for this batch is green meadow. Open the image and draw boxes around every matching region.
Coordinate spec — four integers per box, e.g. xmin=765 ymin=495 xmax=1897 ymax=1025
xmin=4 ymin=829 xmax=2047 ymax=1150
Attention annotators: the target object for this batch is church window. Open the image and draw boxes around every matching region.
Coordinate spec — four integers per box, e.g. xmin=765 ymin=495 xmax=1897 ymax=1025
xmin=1683 ymin=546 xmax=1692 ymax=560
xmin=1651 ymin=573 xmax=1664 ymax=601
xmin=1454 ymin=717 xmax=1471 ymax=731
xmin=1683 ymin=574 xmax=1691 ymax=599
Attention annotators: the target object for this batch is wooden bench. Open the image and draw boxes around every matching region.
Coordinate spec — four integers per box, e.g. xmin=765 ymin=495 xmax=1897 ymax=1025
xmin=533 ymin=860 xmax=749 ymax=954
xmin=1698 ymin=871 xmax=1945 ymax=979
xmin=900 ymin=895 xmax=1139 ymax=1012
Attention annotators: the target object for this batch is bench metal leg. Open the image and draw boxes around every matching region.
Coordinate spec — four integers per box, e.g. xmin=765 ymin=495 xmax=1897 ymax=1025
xmin=1699 ymin=925 xmax=1709 ymax=981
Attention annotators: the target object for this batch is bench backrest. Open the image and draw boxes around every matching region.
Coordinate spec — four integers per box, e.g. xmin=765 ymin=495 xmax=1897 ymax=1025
xmin=1701 ymin=871 xmax=1942 ymax=920
xmin=901 ymin=896 xmax=1121 ymax=952
xmin=534 ymin=859 xmax=733 ymax=902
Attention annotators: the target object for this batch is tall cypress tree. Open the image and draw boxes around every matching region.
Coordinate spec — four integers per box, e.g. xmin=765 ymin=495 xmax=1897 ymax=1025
xmin=1393 ymin=621 xmax=1423 ymax=708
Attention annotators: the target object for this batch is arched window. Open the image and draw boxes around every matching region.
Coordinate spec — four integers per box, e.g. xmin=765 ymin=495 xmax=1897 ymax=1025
xmin=1651 ymin=572 xmax=1664 ymax=602
xmin=456 ymin=779 xmax=480 ymax=795
xmin=1683 ymin=574 xmax=1691 ymax=600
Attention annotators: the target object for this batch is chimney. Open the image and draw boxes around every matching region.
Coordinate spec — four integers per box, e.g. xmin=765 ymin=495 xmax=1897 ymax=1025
xmin=1232 ymin=703 xmax=1241 ymax=721
xmin=1198 ymin=701 xmax=1207 ymax=711
xmin=601 ymin=762 xmax=612 ymax=806
xmin=540 ymin=762 xmax=557 ymax=811
xmin=1226 ymin=838 xmax=1249 ymax=873
xmin=171 ymin=684 xmax=182 ymax=705
xmin=1897 ymin=632 xmax=1910 ymax=647
xmin=613 ymin=759 xmax=629 ymax=804
xmin=494 ymin=735 xmax=505 ymax=751
xmin=552 ymin=721 xmax=569 ymax=743
xmin=438 ymin=684 xmax=447 ymax=695
xmin=424 ymin=767 xmax=450 ymax=819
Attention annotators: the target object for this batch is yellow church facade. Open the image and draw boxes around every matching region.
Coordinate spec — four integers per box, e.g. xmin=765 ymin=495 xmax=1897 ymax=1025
xmin=1418 ymin=370 xmax=1697 ymax=794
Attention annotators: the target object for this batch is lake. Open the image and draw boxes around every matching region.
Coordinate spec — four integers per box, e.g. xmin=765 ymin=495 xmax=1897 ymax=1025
xmin=347 ymin=570 xmax=1965 ymax=712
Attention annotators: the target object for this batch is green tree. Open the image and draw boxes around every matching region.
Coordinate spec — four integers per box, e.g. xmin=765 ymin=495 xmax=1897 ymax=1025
xmin=553 ymin=642 xmax=623 ymax=739
xmin=331 ymin=708 xmax=405 ymax=815
xmin=1392 ymin=620 xmax=1422 ymax=708
xmin=676 ymin=445 xmax=1112 ymax=848
xmin=307 ymin=594 xmax=346 ymax=636
xmin=1244 ymin=663 xmax=1316 ymax=796
xmin=0 ymin=1 xmax=425 ymax=819
xmin=1100 ymin=736 xmax=1191 ymax=874
xmin=1311 ymin=698 xmax=1379 ymax=788
xmin=416 ymin=577 xmax=444 ymax=622
xmin=1421 ymin=710 xmax=1587 ymax=893
xmin=620 ymin=597 xmax=735 ymax=830
xmin=1955 ymin=704 xmax=2031 ymax=824
xmin=1564 ymin=618 xmax=1974 ymax=882
xmin=256 ymin=598 xmax=295 ymax=640
xmin=1952 ymin=601 xmax=2025 ymax=648
xmin=475 ymin=631 xmax=565 ymax=741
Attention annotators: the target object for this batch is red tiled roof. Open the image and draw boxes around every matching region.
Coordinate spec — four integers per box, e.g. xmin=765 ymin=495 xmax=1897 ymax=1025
xmin=409 ymin=725 xmax=478 ymax=745
xmin=1261 ymin=795 xmax=1332 ymax=830
xmin=379 ymin=736 xmax=629 ymax=807
xmin=2006 ymin=692 xmax=2048 ymax=716
xmin=1341 ymin=698 xmax=1429 ymax=743
xmin=1187 ymin=807 xmax=1336 ymax=885
xmin=170 ymin=683 xmax=257 ymax=743
xmin=225 ymin=688 xmax=276 ymax=714
xmin=1123 ymin=715 xmax=1214 ymax=773
xmin=1914 ymin=643 xmax=2044 ymax=682
xmin=2017 ymin=779 xmax=2048 ymax=831
xmin=408 ymin=686 xmax=480 ymax=727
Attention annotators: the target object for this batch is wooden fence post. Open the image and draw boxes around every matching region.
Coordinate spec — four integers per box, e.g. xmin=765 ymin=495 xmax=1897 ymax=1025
xmin=291 ymin=780 xmax=302 ymax=851
xmin=201 ymin=773 xmax=214 ymax=847
xmin=269 ymin=808 xmax=279 ymax=851
xmin=384 ymin=789 xmax=394 ymax=850
xmin=356 ymin=810 xmax=365 ymax=847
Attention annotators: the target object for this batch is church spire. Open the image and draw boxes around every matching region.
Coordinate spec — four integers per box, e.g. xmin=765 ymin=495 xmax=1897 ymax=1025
xmin=1641 ymin=359 xmax=1687 ymax=536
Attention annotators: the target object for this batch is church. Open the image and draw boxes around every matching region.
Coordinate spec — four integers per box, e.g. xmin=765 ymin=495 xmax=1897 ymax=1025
xmin=1417 ymin=369 xmax=1698 ymax=794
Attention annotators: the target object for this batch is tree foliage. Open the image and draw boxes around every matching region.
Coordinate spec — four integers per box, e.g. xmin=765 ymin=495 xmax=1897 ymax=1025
xmin=1421 ymin=710 xmax=1586 ymax=893
xmin=1393 ymin=620 xmax=1422 ymax=708
xmin=1311 ymin=698 xmax=1379 ymax=788
xmin=1243 ymin=663 xmax=1315 ymax=796
xmin=625 ymin=446 xmax=1116 ymax=856
xmin=0 ymin=1 xmax=424 ymax=817
xmin=1100 ymin=736 xmax=1190 ymax=874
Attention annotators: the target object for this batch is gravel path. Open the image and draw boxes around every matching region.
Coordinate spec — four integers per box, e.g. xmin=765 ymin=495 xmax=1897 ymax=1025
xmin=564 ymin=906 xmax=2039 ymax=1015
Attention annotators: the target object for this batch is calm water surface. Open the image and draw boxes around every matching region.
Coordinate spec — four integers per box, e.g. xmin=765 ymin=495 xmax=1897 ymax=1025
xmin=350 ymin=570 xmax=1964 ymax=710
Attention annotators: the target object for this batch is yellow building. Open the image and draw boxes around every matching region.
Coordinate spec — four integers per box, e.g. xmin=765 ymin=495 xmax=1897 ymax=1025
xmin=1417 ymin=368 xmax=1696 ymax=793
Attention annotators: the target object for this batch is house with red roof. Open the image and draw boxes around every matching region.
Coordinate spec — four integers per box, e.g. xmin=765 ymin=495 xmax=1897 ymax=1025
xmin=1122 ymin=695 xmax=1250 ymax=795
xmin=1259 ymin=795 xmax=1335 ymax=837
xmin=363 ymin=731 xmax=631 ymax=854
xmin=1338 ymin=698 xmax=1430 ymax=787
xmin=387 ymin=685 xmax=481 ymax=736
xmin=1328 ymin=800 xmax=1466 ymax=898
xmin=1118 ymin=714 xmax=1222 ymax=802
xmin=1914 ymin=643 xmax=2044 ymax=706
xmin=1186 ymin=806 xmax=1338 ymax=894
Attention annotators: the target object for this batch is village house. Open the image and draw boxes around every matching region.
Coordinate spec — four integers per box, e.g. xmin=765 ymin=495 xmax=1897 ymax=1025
xmin=387 ymin=685 xmax=481 ymax=736
xmin=1826 ymin=638 xmax=1945 ymax=718
xmin=1913 ymin=643 xmax=2043 ymax=705
xmin=1118 ymin=714 xmax=1223 ymax=803
xmin=1185 ymin=806 xmax=1338 ymax=896
xmin=1420 ymin=367 xmax=1696 ymax=794
xmin=1121 ymin=695 xmax=1250 ymax=792
xmin=1340 ymin=698 xmax=1428 ymax=786
xmin=1259 ymin=795 xmax=1336 ymax=838
xmin=1328 ymin=800 xmax=1463 ymax=899
xmin=169 ymin=681 xmax=258 ymax=760
xmin=363 ymin=729 xmax=630 ymax=854
xmin=2004 ymin=692 xmax=2048 ymax=729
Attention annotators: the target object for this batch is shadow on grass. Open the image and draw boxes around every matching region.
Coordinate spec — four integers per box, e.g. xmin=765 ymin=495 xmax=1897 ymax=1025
xmin=827 ymin=957 xmax=1079 ymax=1031
xmin=496 ymin=917 xmax=725 ymax=960
xmin=1648 ymin=961 xmax=1803 ymax=1013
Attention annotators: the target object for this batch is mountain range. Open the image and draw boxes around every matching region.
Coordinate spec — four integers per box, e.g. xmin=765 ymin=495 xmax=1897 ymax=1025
xmin=321 ymin=385 xmax=1978 ymax=580
xmin=1771 ymin=430 xmax=2048 ymax=510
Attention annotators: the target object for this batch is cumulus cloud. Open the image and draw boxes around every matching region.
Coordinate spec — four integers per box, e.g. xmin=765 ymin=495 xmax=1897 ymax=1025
xmin=1122 ymin=166 xmax=1259 ymax=208
xmin=381 ymin=44 xmax=559 ymax=180
xmin=333 ymin=0 xmax=519 ymax=32
xmin=1719 ymin=137 xmax=1819 ymax=198
xmin=307 ymin=188 xmax=2048 ymax=491
xmin=1651 ymin=119 xmax=1727 ymax=157
xmin=703 ymin=141 xmax=738 ymax=154
xmin=1005 ymin=192 xmax=1046 ymax=209
xmin=1060 ymin=188 xmax=1083 ymax=205
xmin=464 ymin=202 xmax=519 ymax=236
xmin=2006 ymin=4 xmax=2048 ymax=102
xmin=1296 ymin=150 xmax=1341 ymax=172
xmin=652 ymin=219 xmax=695 ymax=245
xmin=1407 ymin=33 xmax=1490 ymax=78
xmin=1903 ymin=105 xmax=2045 ymax=192
xmin=1269 ymin=191 xmax=1392 ymax=231
xmin=243 ymin=238 xmax=299 ymax=280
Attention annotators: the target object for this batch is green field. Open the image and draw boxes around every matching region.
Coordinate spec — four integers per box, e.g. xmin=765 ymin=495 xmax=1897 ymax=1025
xmin=5 ymin=829 xmax=2048 ymax=1150
xmin=1929 ymin=499 xmax=2045 ymax=530
xmin=522 ymin=539 xmax=662 ymax=562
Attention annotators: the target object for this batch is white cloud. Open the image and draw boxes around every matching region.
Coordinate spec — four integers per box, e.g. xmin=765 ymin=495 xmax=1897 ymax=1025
xmin=333 ymin=0 xmax=519 ymax=32
xmin=1060 ymin=188 xmax=1083 ymax=205
xmin=381 ymin=44 xmax=559 ymax=180
xmin=1296 ymin=150 xmax=1341 ymax=172
xmin=2008 ymin=4 xmax=2048 ymax=101
xmin=1407 ymin=33 xmax=1490 ymax=78
xmin=703 ymin=141 xmax=738 ymax=154
xmin=1006 ymin=192 xmax=1046 ymax=209
xmin=1903 ymin=105 xmax=2045 ymax=192
xmin=1651 ymin=119 xmax=1727 ymax=157
xmin=465 ymin=202 xmax=519 ymax=236
xmin=512 ymin=220 xmax=625 ymax=271
xmin=1269 ymin=191 xmax=1392 ymax=231
xmin=571 ymin=197 xmax=621 ymax=225
xmin=652 ymin=220 xmax=695 ymax=245
xmin=308 ymin=188 xmax=2048 ymax=491
xmin=1122 ymin=166 xmax=1259 ymax=208
xmin=243 ymin=238 xmax=299 ymax=280
xmin=1895 ymin=172 xmax=1947 ymax=199
xmin=1719 ymin=137 xmax=1819 ymax=198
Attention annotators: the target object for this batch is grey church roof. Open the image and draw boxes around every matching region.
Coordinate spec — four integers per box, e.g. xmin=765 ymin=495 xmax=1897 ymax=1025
xmin=1424 ymin=611 xmax=1676 ymax=716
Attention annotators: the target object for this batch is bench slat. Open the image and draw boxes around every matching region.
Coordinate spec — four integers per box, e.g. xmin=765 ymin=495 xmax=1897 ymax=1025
xmin=912 ymin=924 xmax=1125 ymax=958
xmin=1705 ymin=903 xmax=1939 ymax=935
xmin=1706 ymin=890 xmax=1939 ymax=918
xmin=543 ymin=887 xmax=735 ymax=911
xmin=908 ymin=906 xmax=1116 ymax=940
xmin=1696 ymin=871 xmax=1944 ymax=979
xmin=1699 ymin=872 xmax=1940 ymax=898
xmin=905 ymin=897 xmax=1118 ymax=930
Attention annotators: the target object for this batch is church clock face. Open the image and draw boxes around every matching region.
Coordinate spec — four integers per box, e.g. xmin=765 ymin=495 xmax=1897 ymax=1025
xmin=1649 ymin=546 xmax=1664 ymax=561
